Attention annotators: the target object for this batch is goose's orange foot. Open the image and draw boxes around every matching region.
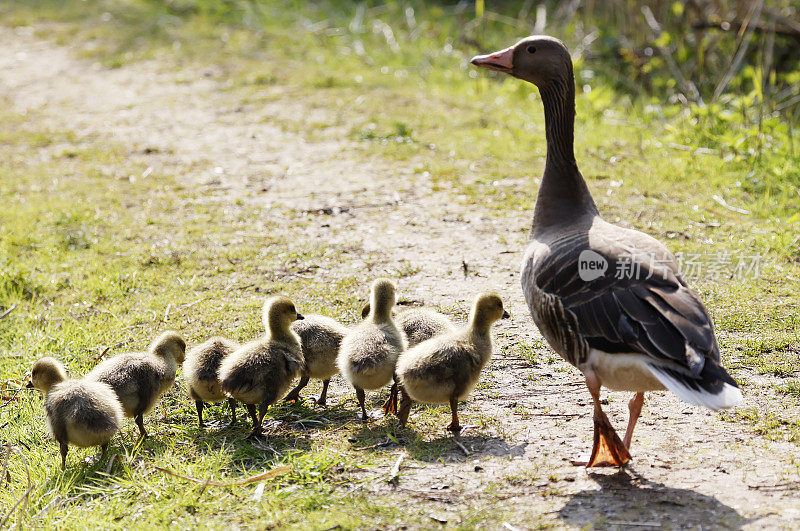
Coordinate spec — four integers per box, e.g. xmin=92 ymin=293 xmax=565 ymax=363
xmin=580 ymin=414 xmax=631 ymax=467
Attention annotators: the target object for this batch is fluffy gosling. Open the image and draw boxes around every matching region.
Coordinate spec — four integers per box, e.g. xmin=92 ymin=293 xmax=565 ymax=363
xmin=396 ymin=293 xmax=509 ymax=432
xmin=219 ymin=296 xmax=304 ymax=437
xmin=285 ymin=315 xmax=348 ymax=406
xmin=27 ymin=357 xmax=123 ymax=469
xmin=362 ymin=304 xmax=456 ymax=347
xmin=183 ymin=337 xmax=240 ymax=428
xmin=85 ymin=331 xmax=186 ymax=439
xmin=338 ymin=278 xmax=406 ymax=420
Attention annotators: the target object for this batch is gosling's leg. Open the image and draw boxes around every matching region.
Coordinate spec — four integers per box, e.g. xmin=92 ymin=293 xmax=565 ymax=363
xmin=257 ymin=400 xmax=270 ymax=429
xmin=135 ymin=414 xmax=147 ymax=440
xmin=623 ymin=392 xmax=645 ymax=450
xmin=382 ymin=375 xmax=399 ymax=416
xmin=225 ymin=398 xmax=238 ymax=429
xmin=355 ymin=387 xmax=368 ymax=422
xmin=59 ymin=441 xmax=68 ymax=470
xmin=284 ymin=376 xmax=310 ymax=403
xmin=446 ymin=396 xmax=461 ymax=433
xmin=195 ymin=400 xmax=205 ymax=429
xmin=316 ymin=379 xmax=330 ymax=407
xmin=100 ymin=443 xmax=108 ymax=462
xmin=246 ymin=404 xmax=262 ymax=438
xmin=397 ymin=386 xmax=413 ymax=428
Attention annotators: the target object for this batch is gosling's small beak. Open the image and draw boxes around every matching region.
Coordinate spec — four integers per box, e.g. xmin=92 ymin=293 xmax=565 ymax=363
xmin=470 ymin=46 xmax=514 ymax=73
xmin=502 ymin=310 xmax=511 ymax=319
xmin=296 ymin=313 xmax=305 ymax=320
xmin=25 ymin=381 xmax=34 ymax=388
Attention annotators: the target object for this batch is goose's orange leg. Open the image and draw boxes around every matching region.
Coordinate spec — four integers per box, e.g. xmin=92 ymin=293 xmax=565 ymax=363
xmin=580 ymin=373 xmax=631 ymax=467
xmin=623 ymin=392 xmax=645 ymax=449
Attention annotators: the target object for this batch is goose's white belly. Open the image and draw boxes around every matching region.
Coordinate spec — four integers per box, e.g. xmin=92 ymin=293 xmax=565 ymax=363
xmin=584 ymin=349 xmax=666 ymax=392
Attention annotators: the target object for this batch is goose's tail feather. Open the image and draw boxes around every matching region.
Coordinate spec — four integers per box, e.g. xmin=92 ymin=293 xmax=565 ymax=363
xmin=648 ymin=359 xmax=742 ymax=411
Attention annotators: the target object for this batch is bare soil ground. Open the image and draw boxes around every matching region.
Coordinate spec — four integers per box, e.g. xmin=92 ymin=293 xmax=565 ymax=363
xmin=2 ymin=25 xmax=799 ymax=529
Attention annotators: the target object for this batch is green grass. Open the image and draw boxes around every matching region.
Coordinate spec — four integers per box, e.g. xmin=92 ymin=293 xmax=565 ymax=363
xmin=0 ymin=107 xmax=509 ymax=527
xmin=2 ymin=0 xmax=800 ymax=527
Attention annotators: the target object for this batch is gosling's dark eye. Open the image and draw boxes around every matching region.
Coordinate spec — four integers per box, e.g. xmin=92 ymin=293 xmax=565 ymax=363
xmin=527 ymin=45 xmax=537 ymax=54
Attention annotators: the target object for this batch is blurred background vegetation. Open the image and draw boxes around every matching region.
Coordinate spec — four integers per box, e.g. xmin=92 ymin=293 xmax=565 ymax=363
xmin=4 ymin=0 xmax=799 ymax=180
xmin=6 ymin=0 xmax=800 ymax=119
xmin=2 ymin=0 xmax=799 ymax=301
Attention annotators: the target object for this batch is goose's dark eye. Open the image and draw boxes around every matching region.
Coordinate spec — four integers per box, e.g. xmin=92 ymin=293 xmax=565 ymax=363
xmin=527 ymin=45 xmax=537 ymax=54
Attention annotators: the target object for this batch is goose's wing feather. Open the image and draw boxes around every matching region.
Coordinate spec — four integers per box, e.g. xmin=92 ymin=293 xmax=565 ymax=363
xmin=537 ymin=228 xmax=718 ymax=372
xmin=530 ymin=223 xmax=742 ymax=409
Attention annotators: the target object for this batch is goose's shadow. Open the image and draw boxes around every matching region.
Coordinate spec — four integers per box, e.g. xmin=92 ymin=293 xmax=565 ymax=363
xmin=558 ymin=467 xmax=754 ymax=529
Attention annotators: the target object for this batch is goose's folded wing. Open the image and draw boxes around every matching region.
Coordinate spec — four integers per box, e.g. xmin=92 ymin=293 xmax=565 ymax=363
xmin=537 ymin=234 xmax=719 ymax=373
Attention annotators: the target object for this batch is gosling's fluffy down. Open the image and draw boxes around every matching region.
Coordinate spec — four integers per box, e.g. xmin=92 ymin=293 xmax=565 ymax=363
xmin=396 ymin=293 xmax=509 ymax=432
xmin=27 ymin=357 xmax=123 ymax=469
xmin=395 ymin=308 xmax=456 ymax=347
xmin=338 ymin=279 xmax=406 ymax=420
xmin=85 ymin=331 xmax=186 ymax=439
xmin=219 ymin=296 xmax=304 ymax=437
xmin=361 ymin=304 xmax=455 ymax=347
xmin=284 ymin=315 xmax=348 ymax=405
xmin=183 ymin=337 xmax=240 ymax=428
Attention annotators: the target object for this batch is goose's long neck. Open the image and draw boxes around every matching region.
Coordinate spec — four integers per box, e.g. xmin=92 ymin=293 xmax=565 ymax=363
xmin=532 ymin=73 xmax=597 ymax=233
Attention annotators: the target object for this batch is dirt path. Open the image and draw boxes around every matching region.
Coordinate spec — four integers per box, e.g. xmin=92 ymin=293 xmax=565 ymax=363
xmin=2 ymin=25 xmax=798 ymax=529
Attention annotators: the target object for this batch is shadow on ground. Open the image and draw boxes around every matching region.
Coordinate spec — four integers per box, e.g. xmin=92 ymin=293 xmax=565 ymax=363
xmin=557 ymin=467 xmax=754 ymax=529
xmin=346 ymin=420 xmax=525 ymax=463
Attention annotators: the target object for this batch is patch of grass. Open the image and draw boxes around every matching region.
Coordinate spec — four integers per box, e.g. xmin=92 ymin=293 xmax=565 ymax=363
xmin=779 ymin=380 xmax=800 ymax=397
xmin=723 ymin=407 xmax=800 ymax=444
xmin=0 ymin=100 xmax=518 ymax=527
xmin=735 ymin=338 xmax=800 ymax=376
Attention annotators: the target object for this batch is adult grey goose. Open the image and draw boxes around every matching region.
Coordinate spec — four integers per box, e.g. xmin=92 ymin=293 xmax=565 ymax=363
xmin=471 ymin=36 xmax=742 ymax=466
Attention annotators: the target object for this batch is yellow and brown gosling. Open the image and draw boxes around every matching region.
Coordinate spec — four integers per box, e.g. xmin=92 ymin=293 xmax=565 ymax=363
xmin=27 ymin=357 xmax=123 ymax=469
xmin=85 ymin=331 xmax=186 ymax=439
xmin=396 ymin=293 xmax=509 ymax=432
xmin=219 ymin=296 xmax=304 ymax=438
xmin=362 ymin=304 xmax=457 ymax=348
xmin=338 ymin=278 xmax=406 ymax=420
xmin=183 ymin=337 xmax=240 ymax=428
xmin=285 ymin=315 xmax=348 ymax=406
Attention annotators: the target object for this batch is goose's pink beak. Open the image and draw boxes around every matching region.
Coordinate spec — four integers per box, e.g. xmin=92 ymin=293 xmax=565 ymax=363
xmin=470 ymin=46 xmax=514 ymax=73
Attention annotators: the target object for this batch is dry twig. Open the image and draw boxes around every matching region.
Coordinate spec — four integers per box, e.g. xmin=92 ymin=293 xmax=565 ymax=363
xmin=153 ymin=465 xmax=291 ymax=486
xmin=0 ymin=445 xmax=33 ymax=528
xmin=0 ymin=302 xmax=19 ymax=320
xmin=453 ymin=438 xmax=470 ymax=456
xmin=387 ymin=451 xmax=406 ymax=483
